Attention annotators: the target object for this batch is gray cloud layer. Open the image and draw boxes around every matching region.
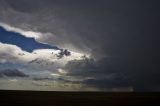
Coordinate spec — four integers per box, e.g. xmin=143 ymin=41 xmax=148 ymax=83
xmin=0 ymin=69 xmax=28 ymax=77
xmin=0 ymin=0 xmax=160 ymax=91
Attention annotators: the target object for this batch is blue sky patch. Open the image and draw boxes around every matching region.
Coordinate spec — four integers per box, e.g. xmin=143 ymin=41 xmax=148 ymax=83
xmin=0 ymin=27 xmax=59 ymax=52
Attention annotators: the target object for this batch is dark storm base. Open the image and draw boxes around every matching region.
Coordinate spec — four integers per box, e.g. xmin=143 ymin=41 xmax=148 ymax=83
xmin=0 ymin=90 xmax=159 ymax=106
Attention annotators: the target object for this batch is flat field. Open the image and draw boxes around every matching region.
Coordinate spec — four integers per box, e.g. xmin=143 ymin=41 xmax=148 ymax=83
xmin=0 ymin=90 xmax=159 ymax=106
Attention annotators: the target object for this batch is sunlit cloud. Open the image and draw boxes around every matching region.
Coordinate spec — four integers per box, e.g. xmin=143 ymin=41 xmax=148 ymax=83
xmin=0 ymin=42 xmax=87 ymax=72
xmin=0 ymin=22 xmax=41 ymax=39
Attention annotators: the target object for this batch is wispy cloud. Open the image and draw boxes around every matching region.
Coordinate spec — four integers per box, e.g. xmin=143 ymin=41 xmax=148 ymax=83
xmin=0 ymin=22 xmax=41 ymax=38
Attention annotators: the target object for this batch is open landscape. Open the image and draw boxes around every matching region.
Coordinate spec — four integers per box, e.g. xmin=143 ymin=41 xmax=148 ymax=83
xmin=0 ymin=1 xmax=160 ymax=106
xmin=0 ymin=90 xmax=159 ymax=106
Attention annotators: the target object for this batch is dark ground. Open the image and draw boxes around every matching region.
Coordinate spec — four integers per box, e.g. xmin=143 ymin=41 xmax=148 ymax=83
xmin=0 ymin=90 xmax=160 ymax=106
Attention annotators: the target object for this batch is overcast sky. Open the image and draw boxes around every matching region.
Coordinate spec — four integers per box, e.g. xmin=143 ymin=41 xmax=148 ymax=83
xmin=0 ymin=0 xmax=160 ymax=91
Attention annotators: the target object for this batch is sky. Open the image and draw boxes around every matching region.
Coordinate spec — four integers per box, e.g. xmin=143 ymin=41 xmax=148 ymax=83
xmin=0 ymin=27 xmax=58 ymax=52
xmin=0 ymin=0 xmax=160 ymax=91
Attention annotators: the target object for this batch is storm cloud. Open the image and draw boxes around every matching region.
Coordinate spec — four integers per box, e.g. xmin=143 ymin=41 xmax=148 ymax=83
xmin=0 ymin=0 xmax=160 ymax=91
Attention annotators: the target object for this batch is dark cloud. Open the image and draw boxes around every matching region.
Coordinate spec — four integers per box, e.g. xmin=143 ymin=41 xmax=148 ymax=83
xmin=65 ymin=56 xmax=160 ymax=91
xmin=0 ymin=69 xmax=28 ymax=77
xmin=82 ymin=78 xmax=131 ymax=90
xmin=0 ymin=0 xmax=160 ymax=91
xmin=4 ymin=0 xmax=46 ymax=13
xmin=64 ymin=58 xmax=131 ymax=89
xmin=56 ymin=49 xmax=71 ymax=59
